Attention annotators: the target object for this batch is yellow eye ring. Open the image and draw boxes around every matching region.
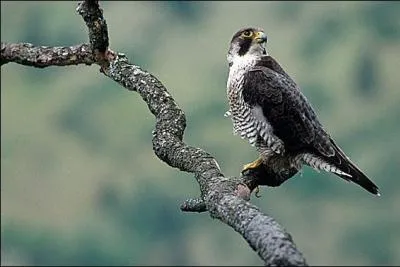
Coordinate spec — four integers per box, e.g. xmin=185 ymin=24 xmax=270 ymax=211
xmin=242 ymin=30 xmax=253 ymax=38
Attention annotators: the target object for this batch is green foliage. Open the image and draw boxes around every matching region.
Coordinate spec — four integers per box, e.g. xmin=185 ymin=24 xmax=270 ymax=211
xmin=1 ymin=2 xmax=400 ymax=266
xmin=160 ymin=1 xmax=206 ymax=23
xmin=301 ymin=17 xmax=344 ymax=61
xmin=355 ymin=50 xmax=378 ymax=96
xmin=56 ymin=85 xmax=117 ymax=153
xmin=342 ymin=220 xmax=397 ymax=265
xmin=363 ymin=2 xmax=400 ymax=41
xmin=2 ymin=223 xmax=131 ymax=265
xmin=273 ymin=2 xmax=305 ymax=22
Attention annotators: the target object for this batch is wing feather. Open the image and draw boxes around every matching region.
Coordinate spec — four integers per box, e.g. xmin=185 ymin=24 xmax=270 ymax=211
xmin=242 ymin=56 xmax=334 ymax=157
xmin=240 ymin=56 xmax=379 ymax=195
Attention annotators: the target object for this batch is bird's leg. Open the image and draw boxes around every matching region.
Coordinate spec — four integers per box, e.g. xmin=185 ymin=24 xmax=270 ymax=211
xmin=242 ymin=157 xmax=263 ymax=172
xmin=242 ymin=157 xmax=263 ymax=198
xmin=242 ymin=157 xmax=263 ymax=197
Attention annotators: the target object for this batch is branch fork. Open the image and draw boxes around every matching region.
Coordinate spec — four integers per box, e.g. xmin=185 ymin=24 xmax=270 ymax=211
xmin=1 ymin=1 xmax=307 ymax=265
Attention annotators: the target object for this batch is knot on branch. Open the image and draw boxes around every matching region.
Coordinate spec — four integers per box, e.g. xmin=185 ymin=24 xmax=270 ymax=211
xmin=236 ymin=183 xmax=251 ymax=201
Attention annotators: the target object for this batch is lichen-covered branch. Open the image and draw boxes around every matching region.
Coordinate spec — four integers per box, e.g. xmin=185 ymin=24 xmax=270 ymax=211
xmin=0 ymin=1 xmax=307 ymax=265
xmin=180 ymin=198 xmax=207 ymax=212
xmin=76 ymin=0 xmax=109 ymax=66
xmin=1 ymin=42 xmax=94 ymax=67
xmin=99 ymin=53 xmax=306 ymax=265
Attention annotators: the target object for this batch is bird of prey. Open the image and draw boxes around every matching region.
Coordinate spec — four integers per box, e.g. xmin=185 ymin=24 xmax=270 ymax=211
xmin=225 ymin=27 xmax=380 ymax=195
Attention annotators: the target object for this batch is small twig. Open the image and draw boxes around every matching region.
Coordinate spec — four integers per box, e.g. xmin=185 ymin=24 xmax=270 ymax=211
xmin=180 ymin=198 xmax=207 ymax=212
xmin=76 ymin=0 xmax=109 ymax=66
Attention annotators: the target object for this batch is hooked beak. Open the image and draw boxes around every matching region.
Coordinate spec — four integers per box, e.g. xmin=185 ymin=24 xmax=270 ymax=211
xmin=254 ymin=31 xmax=267 ymax=44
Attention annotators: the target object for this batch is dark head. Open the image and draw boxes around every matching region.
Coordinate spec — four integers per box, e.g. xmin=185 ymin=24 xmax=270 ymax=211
xmin=227 ymin=27 xmax=268 ymax=64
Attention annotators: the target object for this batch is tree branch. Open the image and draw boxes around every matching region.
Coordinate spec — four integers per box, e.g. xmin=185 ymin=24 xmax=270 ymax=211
xmin=0 ymin=1 xmax=307 ymax=265
xmin=1 ymin=42 xmax=94 ymax=67
xmin=76 ymin=0 xmax=109 ymax=66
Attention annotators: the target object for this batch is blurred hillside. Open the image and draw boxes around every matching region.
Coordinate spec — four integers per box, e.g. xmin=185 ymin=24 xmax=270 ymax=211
xmin=1 ymin=1 xmax=400 ymax=266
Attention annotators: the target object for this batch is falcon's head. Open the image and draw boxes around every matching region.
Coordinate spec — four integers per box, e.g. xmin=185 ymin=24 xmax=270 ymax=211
xmin=227 ymin=27 xmax=268 ymax=65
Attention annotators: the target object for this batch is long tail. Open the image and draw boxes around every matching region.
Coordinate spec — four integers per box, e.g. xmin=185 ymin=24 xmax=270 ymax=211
xmin=325 ymin=138 xmax=380 ymax=196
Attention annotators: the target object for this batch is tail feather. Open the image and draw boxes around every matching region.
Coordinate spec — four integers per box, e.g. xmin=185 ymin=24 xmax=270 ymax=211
xmin=327 ymin=138 xmax=380 ymax=196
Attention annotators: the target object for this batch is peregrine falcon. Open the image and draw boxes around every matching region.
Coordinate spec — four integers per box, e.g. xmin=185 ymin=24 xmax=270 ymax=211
xmin=225 ymin=27 xmax=380 ymax=195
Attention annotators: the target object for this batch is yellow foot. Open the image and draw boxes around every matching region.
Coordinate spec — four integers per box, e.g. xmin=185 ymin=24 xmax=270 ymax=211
xmin=242 ymin=157 xmax=263 ymax=197
xmin=242 ymin=157 xmax=263 ymax=172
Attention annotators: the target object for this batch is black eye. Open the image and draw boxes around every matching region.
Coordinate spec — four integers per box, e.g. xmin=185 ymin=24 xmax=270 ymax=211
xmin=242 ymin=30 xmax=252 ymax=38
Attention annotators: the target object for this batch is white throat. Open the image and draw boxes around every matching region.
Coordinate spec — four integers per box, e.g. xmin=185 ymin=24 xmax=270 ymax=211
xmin=227 ymin=54 xmax=259 ymax=93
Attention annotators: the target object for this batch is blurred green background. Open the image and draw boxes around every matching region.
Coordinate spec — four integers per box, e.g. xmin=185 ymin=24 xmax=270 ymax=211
xmin=1 ymin=1 xmax=400 ymax=265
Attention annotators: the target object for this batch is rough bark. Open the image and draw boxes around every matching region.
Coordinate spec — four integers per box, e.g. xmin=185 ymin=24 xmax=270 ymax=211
xmin=0 ymin=1 xmax=307 ymax=266
xmin=1 ymin=43 xmax=94 ymax=67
